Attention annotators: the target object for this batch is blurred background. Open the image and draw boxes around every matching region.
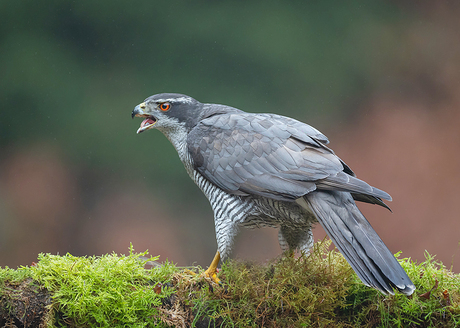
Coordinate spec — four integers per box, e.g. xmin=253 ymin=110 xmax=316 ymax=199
xmin=1 ymin=1 xmax=460 ymax=271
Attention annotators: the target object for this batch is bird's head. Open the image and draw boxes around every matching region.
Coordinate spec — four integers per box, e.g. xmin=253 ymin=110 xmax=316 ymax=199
xmin=132 ymin=93 xmax=203 ymax=134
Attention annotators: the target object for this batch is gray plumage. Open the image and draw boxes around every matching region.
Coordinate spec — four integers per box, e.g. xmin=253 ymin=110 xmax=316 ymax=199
xmin=132 ymin=93 xmax=415 ymax=295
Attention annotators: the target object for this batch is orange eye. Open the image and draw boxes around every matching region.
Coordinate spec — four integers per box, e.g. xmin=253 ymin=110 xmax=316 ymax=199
xmin=159 ymin=102 xmax=171 ymax=111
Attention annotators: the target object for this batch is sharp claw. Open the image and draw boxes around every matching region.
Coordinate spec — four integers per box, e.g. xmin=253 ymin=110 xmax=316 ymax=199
xmin=203 ymin=250 xmax=221 ymax=284
xmin=204 ymin=267 xmax=221 ymax=284
xmin=181 ymin=251 xmax=222 ymax=284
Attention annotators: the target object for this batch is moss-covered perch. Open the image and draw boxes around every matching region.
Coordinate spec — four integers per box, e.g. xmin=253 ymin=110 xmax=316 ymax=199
xmin=1 ymin=241 xmax=459 ymax=328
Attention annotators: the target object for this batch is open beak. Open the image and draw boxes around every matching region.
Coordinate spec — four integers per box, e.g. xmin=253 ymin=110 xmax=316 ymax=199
xmin=132 ymin=102 xmax=157 ymax=134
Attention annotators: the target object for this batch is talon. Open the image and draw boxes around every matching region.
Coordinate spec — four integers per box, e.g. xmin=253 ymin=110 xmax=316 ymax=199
xmin=183 ymin=269 xmax=198 ymax=276
xmin=203 ymin=251 xmax=221 ymax=284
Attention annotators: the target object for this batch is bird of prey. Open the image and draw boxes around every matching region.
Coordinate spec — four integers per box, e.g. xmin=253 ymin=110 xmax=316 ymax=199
xmin=131 ymin=93 xmax=415 ymax=295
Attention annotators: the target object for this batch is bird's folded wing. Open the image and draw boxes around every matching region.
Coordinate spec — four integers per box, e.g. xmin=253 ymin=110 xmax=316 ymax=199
xmin=188 ymin=112 xmax=390 ymax=202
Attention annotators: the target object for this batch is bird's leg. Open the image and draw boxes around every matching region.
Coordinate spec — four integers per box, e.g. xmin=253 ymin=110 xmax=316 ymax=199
xmin=278 ymin=225 xmax=314 ymax=258
xmin=182 ymin=251 xmax=221 ymax=284
xmin=203 ymin=250 xmax=221 ymax=284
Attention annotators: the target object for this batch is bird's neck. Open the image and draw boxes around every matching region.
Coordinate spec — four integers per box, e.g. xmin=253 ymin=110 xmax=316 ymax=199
xmin=160 ymin=124 xmax=195 ymax=175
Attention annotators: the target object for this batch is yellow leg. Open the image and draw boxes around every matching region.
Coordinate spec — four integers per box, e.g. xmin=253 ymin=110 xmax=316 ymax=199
xmin=203 ymin=250 xmax=221 ymax=284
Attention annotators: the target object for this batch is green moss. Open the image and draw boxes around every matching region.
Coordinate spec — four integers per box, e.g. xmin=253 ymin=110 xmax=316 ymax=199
xmin=1 ymin=244 xmax=177 ymax=327
xmin=0 ymin=265 xmax=33 ymax=289
xmin=1 ymin=241 xmax=459 ymax=327
xmin=176 ymin=240 xmax=460 ymax=327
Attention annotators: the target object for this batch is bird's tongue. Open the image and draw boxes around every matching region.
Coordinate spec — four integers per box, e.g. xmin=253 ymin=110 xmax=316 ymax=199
xmin=137 ymin=117 xmax=157 ymax=134
xmin=141 ymin=118 xmax=156 ymax=128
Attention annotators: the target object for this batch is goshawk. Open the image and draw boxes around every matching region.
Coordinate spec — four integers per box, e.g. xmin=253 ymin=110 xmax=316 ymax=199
xmin=131 ymin=93 xmax=415 ymax=295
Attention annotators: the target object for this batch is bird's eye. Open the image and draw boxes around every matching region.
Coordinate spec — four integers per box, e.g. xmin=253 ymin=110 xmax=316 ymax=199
xmin=159 ymin=102 xmax=171 ymax=111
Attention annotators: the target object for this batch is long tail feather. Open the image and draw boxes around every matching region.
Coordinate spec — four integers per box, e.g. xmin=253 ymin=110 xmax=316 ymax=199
xmin=297 ymin=191 xmax=415 ymax=295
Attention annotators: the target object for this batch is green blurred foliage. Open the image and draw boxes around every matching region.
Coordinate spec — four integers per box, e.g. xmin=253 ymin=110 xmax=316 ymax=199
xmin=0 ymin=1 xmax=408 ymax=181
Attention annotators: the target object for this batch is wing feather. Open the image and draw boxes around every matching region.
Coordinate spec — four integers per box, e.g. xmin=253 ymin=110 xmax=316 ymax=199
xmin=187 ymin=112 xmax=390 ymax=203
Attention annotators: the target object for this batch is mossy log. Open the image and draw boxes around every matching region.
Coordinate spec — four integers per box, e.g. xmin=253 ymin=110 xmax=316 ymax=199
xmin=1 ymin=241 xmax=459 ymax=327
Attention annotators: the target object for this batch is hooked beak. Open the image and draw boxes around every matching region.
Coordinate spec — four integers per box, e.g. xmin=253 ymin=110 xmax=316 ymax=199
xmin=132 ymin=102 xmax=157 ymax=134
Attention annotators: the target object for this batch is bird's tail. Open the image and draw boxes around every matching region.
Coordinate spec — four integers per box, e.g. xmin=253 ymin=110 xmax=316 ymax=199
xmin=297 ymin=191 xmax=415 ymax=295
